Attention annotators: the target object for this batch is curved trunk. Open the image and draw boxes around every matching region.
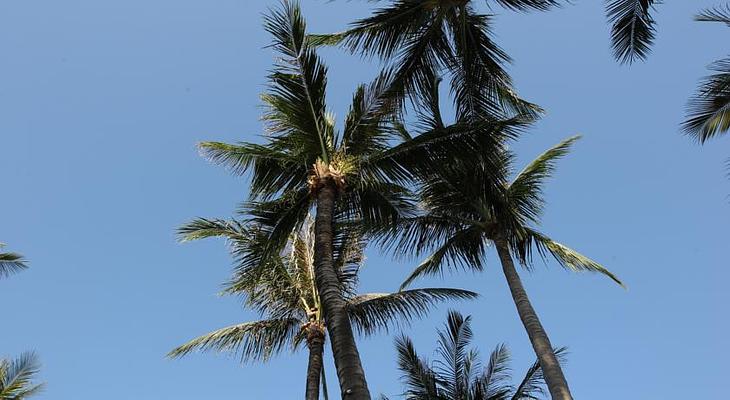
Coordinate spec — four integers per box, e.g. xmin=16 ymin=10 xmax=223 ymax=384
xmin=314 ymin=182 xmax=371 ymax=399
xmin=305 ymin=323 xmax=326 ymax=400
xmin=495 ymin=240 xmax=573 ymax=400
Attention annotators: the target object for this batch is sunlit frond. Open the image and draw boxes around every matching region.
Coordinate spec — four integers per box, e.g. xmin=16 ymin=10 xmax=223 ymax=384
xmin=520 ymin=229 xmax=624 ymax=287
xmin=348 ymin=288 xmax=478 ymax=335
xmin=0 ymin=352 xmax=45 ymax=399
xmin=683 ymin=58 xmax=730 ymax=143
xmin=177 ymin=218 xmax=249 ymax=243
xmin=168 ymin=318 xmax=301 ymax=363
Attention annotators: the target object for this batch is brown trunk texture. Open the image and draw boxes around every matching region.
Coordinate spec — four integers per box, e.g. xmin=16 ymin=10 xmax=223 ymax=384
xmin=305 ymin=323 xmax=325 ymax=400
xmin=495 ymin=240 xmax=573 ymax=400
xmin=314 ymin=183 xmax=371 ymax=399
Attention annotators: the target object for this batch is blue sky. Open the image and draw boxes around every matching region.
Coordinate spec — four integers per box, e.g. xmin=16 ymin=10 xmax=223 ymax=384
xmin=1 ymin=0 xmax=727 ymax=399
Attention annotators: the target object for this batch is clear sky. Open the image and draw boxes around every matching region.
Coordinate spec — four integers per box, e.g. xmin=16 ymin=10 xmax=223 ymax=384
xmin=1 ymin=1 xmax=727 ymax=399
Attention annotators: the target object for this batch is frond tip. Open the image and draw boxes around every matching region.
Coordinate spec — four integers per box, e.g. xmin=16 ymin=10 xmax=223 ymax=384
xmin=0 ymin=244 xmax=28 ymax=279
xmin=606 ymin=0 xmax=657 ymax=64
xmin=525 ymin=229 xmax=625 ymax=288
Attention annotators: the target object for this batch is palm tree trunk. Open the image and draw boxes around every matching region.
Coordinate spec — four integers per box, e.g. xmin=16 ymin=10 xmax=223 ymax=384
xmin=314 ymin=182 xmax=371 ymax=399
xmin=305 ymin=322 xmax=326 ymax=400
xmin=495 ymin=239 xmax=573 ymax=400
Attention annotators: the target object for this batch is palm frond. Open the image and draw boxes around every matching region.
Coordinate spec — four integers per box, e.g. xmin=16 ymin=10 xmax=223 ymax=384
xmin=243 ymin=187 xmax=312 ymax=263
xmin=198 ymin=141 xmax=308 ymax=199
xmin=0 ymin=352 xmax=44 ymax=399
xmin=394 ymin=335 xmax=441 ymax=399
xmin=511 ymin=347 xmax=567 ymax=400
xmin=177 ymin=218 xmax=249 ymax=243
xmin=365 ymin=118 xmax=525 ymax=186
xmin=337 ymin=0 xmax=437 ymax=60
xmin=445 ymin=6 xmax=523 ymax=121
xmin=168 ymin=318 xmax=301 ymax=363
xmin=683 ymin=58 xmax=730 ymax=142
xmin=521 ymin=229 xmax=624 ymax=287
xmin=508 ymin=135 xmax=580 ymax=224
xmin=347 ymin=288 xmax=478 ymax=335
xmin=263 ymin=0 xmax=333 ymax=164
xmin=493 ymin=0 xmax=562 ymax=12
xmin=342 ymin=70 xmax=399 ymax=157
xmin=696 ymin=5 xmax=730 ymax=25
xmin=331 ymin=218 xmax=366 ymax=296
xmin=606 ymin=0 xmax=657 ymax=64
xmin=479 ymin=344 xmax=512 ymax=400
xmin=341 ymin=181 xmax=415 ymax=229
xmin=0 ymin=248 xmax=27 ymax=279
xmin=399 ymin=226 xmax=486 ymax=290
xmin=435 ymin=311 xmax=473 ymax=400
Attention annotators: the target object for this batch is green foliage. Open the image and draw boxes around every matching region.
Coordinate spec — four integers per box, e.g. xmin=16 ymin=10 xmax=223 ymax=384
xmin=377 ymin=134 xmax=623 ymax=288
xmin=312 ymin=0 xmax=546 ymax=121
xmin=606 ymin=0 xmax=658 ymax=64
xmin=683 ymin=15 xmax=730 ymax=143
xmin=383 ymin=311 xmax=566 ymax=400
xmin=0 ymin=244 xmax=27 ymax=280
xmin=171 ymin=216 xmax=476 ymax=363
xmin=0 ymin=352 xmax=44 ymax=400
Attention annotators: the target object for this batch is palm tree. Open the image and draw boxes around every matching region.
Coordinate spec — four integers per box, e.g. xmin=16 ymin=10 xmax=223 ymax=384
xmin=170 ymin=216 xmax=477 ymax=400
xmin=0 ymin=244 xmax=27 ymax=279
xmin=383 ymin=311 xmax=566 ymax=400
xmin=683 ymin=5 xmax=730 ymax=147
xmin=378 ymin=134 xmax=622 ymax=399
xmin=0 ymin=352 xmax=44 ymax=399
xmin=197 ymin=1 xmax=518 ymax=397
xmin=310 ymin=0 xmax=546 ymax=121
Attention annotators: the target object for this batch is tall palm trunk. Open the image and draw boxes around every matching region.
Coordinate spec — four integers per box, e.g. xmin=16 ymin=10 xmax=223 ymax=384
xmin=313 ymin=182 xmax=371 ymax=399
xmin=495 ymin=239 xmax=573 ymax=400
xmin=305 ymin=322 xmax=326 ymax=400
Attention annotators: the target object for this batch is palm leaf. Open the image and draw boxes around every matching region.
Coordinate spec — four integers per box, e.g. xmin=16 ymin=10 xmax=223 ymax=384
xmin=394 ymin=335 xmax=442 ymax=399
xmin=435 ymin=311 xmax=473 ymax=400
xmin=347 ymin=288 xmax=478 ymax=335
xmin=177 ymin=218 xmax=249 ymax=243
xmin=168 ymin=318 xmax=301 ymax=363
xmin=399 ymin=226 xmax=486 ymax=290
xmin=696 ymin=5 xmax=730 ymax=25
xmin=683 ymin=58 xmax=730 ymax=143
xmin=508 ymin=135 xmax=581 ymax=224
xmin=0 ymin=249 xmax=27 ymax=279
xmin=0 ymin=352 xmax=44 ymax=399
xmin=198 ymin=141 xmax=308 ymax=199
xmin=493 ymin=0 xmax=562 ymax=12
xmin=522 ymin=229 xmax=624 ymax=287
xmin=606 ymin=0 xmax=657 ymax=64
xmin=263 ymin=0 xmax=332 ymax=163
xmin=511 ymin=347 xmax=567 ymax=400
xmin=479 ymin=344 xmax=512 ymax=400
